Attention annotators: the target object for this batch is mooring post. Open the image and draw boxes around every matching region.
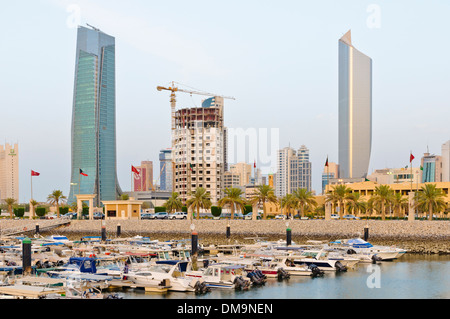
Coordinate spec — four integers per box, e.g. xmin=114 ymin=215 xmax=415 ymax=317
xmin=286 ymin=222 xmax=292 ymax=246
xmin=22 ymin=238 xmax=32 ymax=276
xmin=190 ymin=224 xmax=198 ymax=270
xmin=101 ymin=220 xmax=106 ymax=242
xmin=364 ymin=225 xmax=369 ymax=241
xmin=35 ymin=223 xmax=39 ymax=236
xmin=117 ymin=223 xmax=121 ymax=237
xmin=226 ymin=222 xmax=231 ymax=239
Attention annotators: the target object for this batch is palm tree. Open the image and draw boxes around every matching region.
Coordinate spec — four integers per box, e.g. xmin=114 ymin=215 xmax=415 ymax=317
xmin=29 ymin=199 xmax=38 ymax=219
xmin=391 ymin=192 xmax=408 ymax=219
xmin=371 ymin=185 xmax=394 ymax=220
xmin=330 ymin=185 xmax=352 ymax=219
xmin=163 ymin=192 xmax=183 ymax=214
xmin=218 ymin=187 xmax=246 ymax=220
xmin=414 ymin=184 xmax=446 ymax=221
xmin=281 ymin=194 xmax=296 ymax=219
xmin=346 ymin=192 xmax=367 ymax=217
xmin=292 ymin=188 xmax=317 ymax=218
xmin=186 ymin=187 xmax=212 ymax=220
xmin=249 ymin=185 xmax=278 ymax=220
xmin=4 ymin=198 xmax=16 ymax=219
xmin=47 ymin=190 xmax=67 ymax=218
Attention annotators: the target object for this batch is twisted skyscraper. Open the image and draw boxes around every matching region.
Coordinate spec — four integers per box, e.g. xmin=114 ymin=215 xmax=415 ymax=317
xmin=68 ymin=25 xmax=122 ymax=206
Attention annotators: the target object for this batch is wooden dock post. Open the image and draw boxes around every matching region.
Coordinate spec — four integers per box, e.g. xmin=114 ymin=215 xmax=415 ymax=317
xmin=22 ymin=238 xmax=32 ymax=275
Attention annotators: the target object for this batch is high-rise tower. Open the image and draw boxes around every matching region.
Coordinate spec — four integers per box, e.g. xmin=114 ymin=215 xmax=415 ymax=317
xmin=68 ymin=25 xmax=122 ymax=206
xmin=338 ymin=30 xmax=372 ymax=179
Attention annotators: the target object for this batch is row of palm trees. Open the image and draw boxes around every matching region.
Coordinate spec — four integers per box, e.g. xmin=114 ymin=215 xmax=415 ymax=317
xmin=163 ymin=185 xmax=318 ymax=220
xmin=325 ymin=183 xmax=448 ymax=220
xmin=1 ymin=190 xmax=67 ymax=219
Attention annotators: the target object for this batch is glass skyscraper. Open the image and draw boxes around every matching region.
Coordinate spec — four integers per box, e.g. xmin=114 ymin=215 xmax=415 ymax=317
xmin=338 ymin=30 xmax=372 ymax=179
xmin=68 ymin=26 xmax=122 ymax=206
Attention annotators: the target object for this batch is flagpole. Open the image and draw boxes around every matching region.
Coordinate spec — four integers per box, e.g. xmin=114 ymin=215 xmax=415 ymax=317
xmin=78 ymin=168 xmax=81 ymax=196
xmin=30 ymin=170 xmax=33 ymax=200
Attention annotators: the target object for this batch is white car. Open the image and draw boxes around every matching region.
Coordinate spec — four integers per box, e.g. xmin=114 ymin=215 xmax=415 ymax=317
xmin=274 ymin=214 xmax=286 ymax=220
xmin=169 ymin=212 xmax=188 ymax=220
xmin=331 ymin=214 xmax=339 ymax=220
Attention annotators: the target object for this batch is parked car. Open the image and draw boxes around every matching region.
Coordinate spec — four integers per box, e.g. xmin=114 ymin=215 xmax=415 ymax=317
xmin=154 ymin=212 xmax=169 ymax=219
xmin=46 ymin=214 xmax=58 ymax=220
xmin=141 ymin=213 xmax=154 ymax=220
xmin=244 ymin=212 xmax=262 ymax=220
xmin=93 ymin=212 xmax=105 ymax=220
xmin=343 ymin=214 xmax=360 ymax=220
xmin=274 ymin=214 xmax=286 ymax=220
xmin=331 ymin=214 xmax=340 ymax=220
xmin=169 ymin=212 xmax=188 ymax=220
xmin=62 ymin=212 xmax=77 ymax=219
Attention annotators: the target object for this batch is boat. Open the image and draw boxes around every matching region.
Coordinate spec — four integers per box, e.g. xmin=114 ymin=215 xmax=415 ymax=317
xmin=289 ymin=249 xmax=349 ymax=272
xmin=185 ymin=263 xmax=251 ymax=290
xmin=329 ymin=238 xmax=406 ymax=261
xmin=121 ymin=270 xmax=172 ymax=293
xmin=267 ymin=257 xmax=324 ymax=277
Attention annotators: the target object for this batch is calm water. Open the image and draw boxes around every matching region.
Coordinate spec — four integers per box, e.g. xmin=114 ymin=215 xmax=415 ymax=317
xmin=117 ymin=254 xmax=450 ymax=299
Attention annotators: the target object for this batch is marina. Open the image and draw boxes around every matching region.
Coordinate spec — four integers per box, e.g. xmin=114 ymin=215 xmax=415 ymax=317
xmin=0 ymin=228 xmax=447 ymax=300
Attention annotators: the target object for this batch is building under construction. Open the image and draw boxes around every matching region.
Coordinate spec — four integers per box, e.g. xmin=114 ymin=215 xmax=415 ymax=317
xmin=173 ymin=97 xmax=227 ymax=205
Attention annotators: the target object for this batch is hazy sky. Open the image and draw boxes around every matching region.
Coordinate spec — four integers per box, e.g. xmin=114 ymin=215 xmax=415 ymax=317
xmin=1 ymin=0 xmax=450 ymax=202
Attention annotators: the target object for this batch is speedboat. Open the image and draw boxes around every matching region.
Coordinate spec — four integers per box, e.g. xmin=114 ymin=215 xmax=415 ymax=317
xmin=330 ymin=238 xmax=406 ymax=261
xmin=289 ymin=249 xmax=348 ymax=272
xmin=185 ymin=263 xmax=251 ymax=290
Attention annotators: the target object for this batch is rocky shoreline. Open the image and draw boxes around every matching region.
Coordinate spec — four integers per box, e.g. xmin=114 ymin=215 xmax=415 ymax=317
xmin=1 ymin=219 xmax=449 ymax=255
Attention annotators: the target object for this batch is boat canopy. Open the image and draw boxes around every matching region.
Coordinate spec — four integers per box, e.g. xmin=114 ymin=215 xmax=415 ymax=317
xmin=346 ymin=238 xmax=373 ymax=248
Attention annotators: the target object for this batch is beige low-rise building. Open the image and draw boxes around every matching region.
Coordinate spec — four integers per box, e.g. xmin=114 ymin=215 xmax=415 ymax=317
xmin=102 ymin=199 xmax=144 ymax=220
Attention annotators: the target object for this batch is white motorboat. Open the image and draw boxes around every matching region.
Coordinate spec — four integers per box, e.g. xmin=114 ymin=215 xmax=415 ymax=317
xmin=267 ymin=257 xmax=324 ymax=277
xmin=136 ymin=260 xmax=209 ymax=293
xmin=330 ymin=238 xmax=406 ymax=261
xmin=185 ymin=263 xmax=251 ymax=290
xmin=289 ymin=249 xmax=349 ymax=272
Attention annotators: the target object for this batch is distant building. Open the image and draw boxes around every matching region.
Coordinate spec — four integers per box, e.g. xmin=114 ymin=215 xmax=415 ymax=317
xmin=290 ymin=145 xmax=312 ymax=193
xmin=441 ymin=141 xmax=450 ymax=182
xmin=229 ymin=162 xmax=252 ymax=187
xmin=276 ymin=147 xmax=295 ymax=197
xmin=338 ymin=30 xmax=372 ymax=179
xmin=223 ymin=171 xmax=241 ymax=189
xmin=421 ymin=152 xmax=443 ymax=183
xmin=322 ymin=162 xmax=339 ymax=194
xmin=367 ymin=167 xmax=421 ymax=185
xmin=133 ymin=161 xmax=153 ymax=192
xmin=0 ymin=143 xmax=19 ymax=201
xmin=159 ymin=149 xmax=173 ymax=192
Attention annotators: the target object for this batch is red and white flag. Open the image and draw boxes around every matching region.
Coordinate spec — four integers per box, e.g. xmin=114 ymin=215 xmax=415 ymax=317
xmin=31 ymin=170 xmax=40 ymax=176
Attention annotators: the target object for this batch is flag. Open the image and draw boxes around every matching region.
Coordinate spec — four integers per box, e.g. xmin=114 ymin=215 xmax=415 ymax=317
xmin=365 ymin=178 xmax=370 ymax=182
xmin=410 ymin=153 xmax=415 ymax=163
xmin=79 ymin=169 xmax=88 ymax=177
xmin=31 ymin=170 xmax=40 ymax=176
xmin=325 ymin=157 xmax=329 ymax=167
xmin=420 ymin=166 xmax=423 ymax=171
xmin=189 ymin=163 xmax=194 ymax=172
xmin=254 ymin=160 xmax=256 ymax=169
xmin=131 ymin=166 xmax=140 ymax=175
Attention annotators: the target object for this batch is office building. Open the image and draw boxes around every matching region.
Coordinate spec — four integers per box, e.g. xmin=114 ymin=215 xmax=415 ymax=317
xmin=290 ymin=145 xmax=312 ymax=193
xmin=0 ymin=143 xmax=19 ymax=201
xmin=322 ymin=162 xmax=339 ymax=194
xmin=159 ymin=149 xmax=173 ymax=192
xmin=276 ymin=147 xmax=295 ymax=197
xmin=133 ymin=161 xmax=153 ymax=192
xmin=338 ymin=30 xmax=372 ymax=179
xmin=68 ymin=25 xmax=122 ymax=206
xmin=441 ymin=141 xmax=450 ymax=182
xmin=421 ymin=152 xmax=443 ymax=183
xmin=229 ymin=162 xmax=252 ymax=187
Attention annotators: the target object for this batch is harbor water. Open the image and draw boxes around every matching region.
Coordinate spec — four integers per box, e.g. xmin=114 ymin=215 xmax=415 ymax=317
xmin=118 ymin=254 xmax=450 ymax=299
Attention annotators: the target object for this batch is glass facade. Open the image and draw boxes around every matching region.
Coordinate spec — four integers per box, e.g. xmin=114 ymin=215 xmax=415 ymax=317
xmin=338 ymin=30 xmax=372 ymax=179
xmin=68 ymin=26 xmax=121 ymax=206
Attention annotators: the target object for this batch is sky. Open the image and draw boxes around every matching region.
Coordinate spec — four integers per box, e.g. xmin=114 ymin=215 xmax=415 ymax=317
xmin=1 ymin=0 xmax=450 ymax=203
